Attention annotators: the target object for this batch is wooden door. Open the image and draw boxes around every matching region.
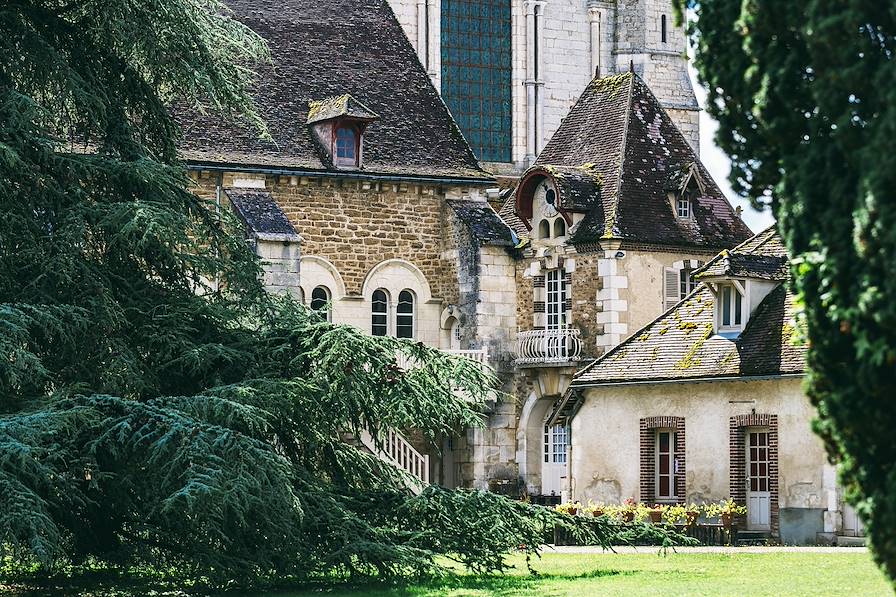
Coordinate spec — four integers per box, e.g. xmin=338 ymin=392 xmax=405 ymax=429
xmin=746 ymin=429 xmax=771 ymax=531
xmin=542 ymin=423 xmax=568 ymax=496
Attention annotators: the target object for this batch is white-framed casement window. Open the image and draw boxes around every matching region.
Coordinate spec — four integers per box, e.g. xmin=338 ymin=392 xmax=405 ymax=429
xmin=676 ymin=197 xmax=691 ymax=219
xmin=396 ymin=290 xmax=415 ymax=339
xmin=679 ymin=268 xmax=696 ymax=299
xmin=545 ymin=269 xmax=568 ymax=330
xmin=544 ymin=424 xmax=568 ymax=465
xmin=655 ymin=429 xmax=676 ymax=501
xmin=371 ymin=289 xmax=389 ymax=337
xmin=717 ymin=280 xmax=746 ymax=332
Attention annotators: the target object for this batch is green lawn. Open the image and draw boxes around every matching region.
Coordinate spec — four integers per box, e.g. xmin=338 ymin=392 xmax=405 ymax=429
xmin=272 ymin=551 xmax=890 ymax=597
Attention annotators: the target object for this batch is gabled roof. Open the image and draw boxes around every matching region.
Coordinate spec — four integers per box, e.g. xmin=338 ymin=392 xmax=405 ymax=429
xmin=447 ymin=200 xmax=517 ymax=247
xmin=696 ymin=225 xmax=789 ymax=281
xmin=178 ymin=0 xmax=490 ymax=182
xmin=226 ymin=188 xmax=301 ymax=242
xmin=529 ymin=73 xmax=753 ymax=249
xmin=567 ymin=227 xmax=803 ymax=390
xmin=306 ymin=94 xmax=379 ymax=125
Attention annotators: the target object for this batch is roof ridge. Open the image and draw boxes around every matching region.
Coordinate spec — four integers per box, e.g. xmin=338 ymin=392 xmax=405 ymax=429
xmin=734 ymin=224 xmax=778 ymax=254
xmin=604 ymin=72 xmax=635 ymax=238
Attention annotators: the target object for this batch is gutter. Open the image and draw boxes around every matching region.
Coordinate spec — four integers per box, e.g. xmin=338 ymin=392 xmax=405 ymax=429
xmin=568 ymin=372 xmax=805 ymax=391
xmin=186 ymin=162 xmax=497 ymax=187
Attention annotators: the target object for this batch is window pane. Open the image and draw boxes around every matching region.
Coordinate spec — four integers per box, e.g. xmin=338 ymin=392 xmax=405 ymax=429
xmin=336 ymin=126 xmax=356 ymax=159
xmin=659 ymin=476 xmax=670 ymax=496
xmin=722 ymin=286 xmax=731 ymax=326
xmin=735 ymin=288 xmax=743 ymax=325
xmin=396 ymin=290 xmax=414 ymax=338
xmin=311 ymin=286 xmax=329 ymax=312
xmin=372 ymin=289 xmax=388 ymax=336
xmin=659 ymin=431 xmax=670 ymax=452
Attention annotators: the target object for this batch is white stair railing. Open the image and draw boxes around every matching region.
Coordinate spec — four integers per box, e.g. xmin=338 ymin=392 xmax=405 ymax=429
xmin=516 ymin=328 xmax=582 ymax=364
xmin=359 ymin=428 xmax=430 ymax=491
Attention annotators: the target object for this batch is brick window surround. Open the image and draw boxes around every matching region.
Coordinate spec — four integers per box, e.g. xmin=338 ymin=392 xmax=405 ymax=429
xmin=640 ymin=416 xmax=686 ymax=504
xmin=729 ymin=414 xmax=779 ymax=536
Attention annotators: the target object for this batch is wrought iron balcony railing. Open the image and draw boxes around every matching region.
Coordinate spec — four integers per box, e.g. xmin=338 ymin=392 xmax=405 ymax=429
xmin=516 ymin=328 xmax=582 ymax=365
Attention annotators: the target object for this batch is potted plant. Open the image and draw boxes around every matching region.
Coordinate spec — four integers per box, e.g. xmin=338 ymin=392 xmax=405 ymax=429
xmin=648 ymin=504 xmax=665 ymax=523
xmin=584 ymin=501 xmax=605 ymax=517
xmin=555 ymin=501 xmax=583 ymax=516
xmin=686 ymin=503 xmax=701 ymax=527
xmin=709 ymin=499 xmax=747 ymax=528
xmin=663 ymin=504 xmax=687 ymax=526
xmin=621 ymin=498 xmax=637 ymax=523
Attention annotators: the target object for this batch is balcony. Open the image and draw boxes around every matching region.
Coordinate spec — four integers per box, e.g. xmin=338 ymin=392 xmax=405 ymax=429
xmin=516 ymin=328 xmax=582 ymax=366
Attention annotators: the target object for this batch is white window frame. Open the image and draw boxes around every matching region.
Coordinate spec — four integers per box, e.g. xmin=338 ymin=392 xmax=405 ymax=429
xmin=545 ymin=269 xmax=568 ymax=330
xmin=676 ymin=197 xmax=691 ymax=219
xmin=655 ymin=429 xmax=677 ymax=502
xmin=544 ymin=423 xmax=568 ymax=465
xmin=717 ymin=280 xmax=746 ymax=333
xmin=371 ymin=288 xmax=389 ymax=337
xmin=679 ymin=267 xmax=696 ymax=299
xmin=396 ymin=289 xmax=416 ymax=339
xmin=310 ymin=285 xmax=332 ymax=321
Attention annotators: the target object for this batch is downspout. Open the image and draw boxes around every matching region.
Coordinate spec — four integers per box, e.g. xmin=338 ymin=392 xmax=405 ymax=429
xmin=214 ymin=171 xmax=223 ymax=294
xmin=534 ymin=1 xmax=545 ymax=156
xmin=523 ymin=0 xmax=537 ymax=165
xmin=588 ymin=3 xmax=602 ymax=78
xmin=416 ymin=0 xmax=428 ymax=70
xmin=426 ymin=0 xmax=440 ymax=89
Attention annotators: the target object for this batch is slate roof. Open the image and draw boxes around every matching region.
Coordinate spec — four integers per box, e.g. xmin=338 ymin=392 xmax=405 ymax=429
xmin=448 ymin=200 xmax=517 ymax=247
xmin=178 ymin=0 xmax=490 ymax=182
xmin=524 ymin=73 xmax=753 ymax=249
xmin=695 ymin=225 xmax=789 ymax=281
xmin=567 ymin=227 xmax=804 ymax=389
xmin=498 ymin=192 xmax=529 ymax=240
xmin=226 ymin=188 xmax=301 ymax=242
xmin=306 ymin=94 xmax=379 ymax=125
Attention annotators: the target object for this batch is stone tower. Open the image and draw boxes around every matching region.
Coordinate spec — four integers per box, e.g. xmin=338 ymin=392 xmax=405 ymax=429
xmin=386 ymin=0 xmax=700 ymax=169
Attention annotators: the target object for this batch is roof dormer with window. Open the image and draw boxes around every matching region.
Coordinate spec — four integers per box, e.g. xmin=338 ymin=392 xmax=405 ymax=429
xmin=695 ymin=249 xmax=787 ymax=339
xmin=307 ymin=94 xmax=379 ymax=170
xmin=665 ymin=162 xmax=707 ymax=223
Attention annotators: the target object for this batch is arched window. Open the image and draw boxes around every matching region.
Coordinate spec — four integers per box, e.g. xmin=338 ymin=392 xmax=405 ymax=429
xmin=661 ymin=14 xmax=667 ymax=43
xmin=554 ymin=218 xmax=566 ymax=238
xmin=311 ymin=286 xmax=331 ymax=321
xmin=450 ymin=318 xmax=461 ymax=350
xmin=538 ymin=219 xmax=551 ymax=239
xmin=335 ymin=125 xmax=357 ymax=165
xmin=396 ymin=290 xmax=415 ymax=339
xmin=372 ymin=289 xmax=388 ymax=336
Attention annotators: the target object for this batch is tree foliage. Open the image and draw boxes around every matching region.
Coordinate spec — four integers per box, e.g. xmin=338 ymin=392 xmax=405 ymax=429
xmin=0 ymin=0 xmax=679 ymax=587
xmin=681 ymin=0 xmax=896 ymax=583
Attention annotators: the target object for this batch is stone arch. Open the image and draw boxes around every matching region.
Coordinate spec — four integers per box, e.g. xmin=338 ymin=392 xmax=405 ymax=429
xmin=516 ymin=390 xmax=556 ymax=495
xmin=361 ymin=258 xmax=433 ymax=302
xmin=300 ymin=256 xmax=346 ymax=301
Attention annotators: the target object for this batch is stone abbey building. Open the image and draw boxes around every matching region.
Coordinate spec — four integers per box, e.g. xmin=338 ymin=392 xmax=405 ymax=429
xmin=177 ymin=0 xmax=840 ymax=527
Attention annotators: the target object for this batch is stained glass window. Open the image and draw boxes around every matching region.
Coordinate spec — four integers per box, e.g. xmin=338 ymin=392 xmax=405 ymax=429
xmin=441 ymin=0 xmax=512 ymax=162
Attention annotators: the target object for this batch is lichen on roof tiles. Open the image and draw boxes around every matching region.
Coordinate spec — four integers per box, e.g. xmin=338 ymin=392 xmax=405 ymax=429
xmin=306 ymin=94 xmax=379 ymax=124
xmin=569 ymin=228 xmax=805 ymax=387
xmin=532 ymin=72 xmax=753 ymax=249
xmin=177 ymin=0 xmax=491 ymax=181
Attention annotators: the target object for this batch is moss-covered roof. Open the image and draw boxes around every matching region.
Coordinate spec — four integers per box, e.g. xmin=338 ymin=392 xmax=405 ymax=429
xmin=568 ymin=227 xmax=804 ymax=388
xmin=512 ymin=72 xmax=753 ymax=249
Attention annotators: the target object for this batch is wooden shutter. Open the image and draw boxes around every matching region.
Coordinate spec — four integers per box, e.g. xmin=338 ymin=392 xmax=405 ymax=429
xmin=664 ymin=267 xmax=680 ymax=311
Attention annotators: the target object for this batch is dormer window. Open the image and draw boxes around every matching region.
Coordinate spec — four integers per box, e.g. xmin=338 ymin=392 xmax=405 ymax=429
xmin=307 ymin=94 xmax=379 ymax=171
xmin=677 ymin=197 xmax=691 ymax=219
xmin=335 ymin=125 xmax=358 ymax=166
xmin=718 ymin=280 xmax=745 ymax=332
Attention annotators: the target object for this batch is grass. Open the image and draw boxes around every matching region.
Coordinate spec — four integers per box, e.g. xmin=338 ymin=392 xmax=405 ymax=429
xmin=264 ymin=550 xmax=890 ymax=597
xmin=3 ymin=550 xmax=890 ymax=596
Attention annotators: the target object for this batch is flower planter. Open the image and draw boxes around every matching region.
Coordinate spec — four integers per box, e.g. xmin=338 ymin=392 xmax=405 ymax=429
xmin=686 ymin=511 xmax=699 ymax=527
xmin=591 ymin=509 xmax=604 ymax=518
xmin=720 ymin=512 xmax=733 ymax=528
xmin=621 ymin=511 xmax=635 ymax=523
xmin=568 ymin=508 xmax=578 ymax=516
xmin=648 ymin=509 xmax=663 ymax=523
